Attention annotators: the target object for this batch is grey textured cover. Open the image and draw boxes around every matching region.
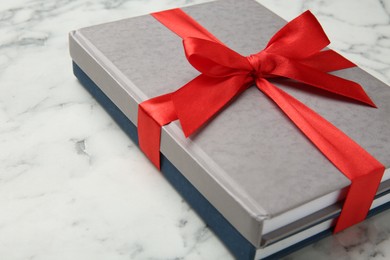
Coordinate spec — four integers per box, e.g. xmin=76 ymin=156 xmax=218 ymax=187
xmin=69 ymin=0 xmax=390 ymax=247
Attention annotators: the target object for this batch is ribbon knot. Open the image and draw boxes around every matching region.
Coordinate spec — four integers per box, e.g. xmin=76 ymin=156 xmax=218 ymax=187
xmin=138 ymin=8 xmax=385 ymax=233
xmin=246 ymin=51 xmax=274 ymax=79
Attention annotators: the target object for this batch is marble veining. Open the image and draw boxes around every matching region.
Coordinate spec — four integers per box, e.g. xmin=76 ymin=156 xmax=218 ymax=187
xmin=0 ymin=0 xmax=389 ymax=259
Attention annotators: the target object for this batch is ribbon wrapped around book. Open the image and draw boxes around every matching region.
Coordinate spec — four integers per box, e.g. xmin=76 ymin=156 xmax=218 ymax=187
xmin=137 ymin=8 xmax=385 ymax=233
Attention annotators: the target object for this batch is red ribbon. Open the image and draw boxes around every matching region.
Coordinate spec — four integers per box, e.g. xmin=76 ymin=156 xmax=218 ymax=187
xmin=137 ymin=9 xmax=385 ymax=233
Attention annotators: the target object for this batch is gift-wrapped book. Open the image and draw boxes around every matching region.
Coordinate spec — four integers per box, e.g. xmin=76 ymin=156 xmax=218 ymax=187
xmin=69 ymin=0 xmax=390 ymax=259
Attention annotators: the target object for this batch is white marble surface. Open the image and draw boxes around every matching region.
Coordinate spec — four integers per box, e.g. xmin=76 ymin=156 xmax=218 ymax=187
xmin=0 ymin=0 xmax=389 ymax=259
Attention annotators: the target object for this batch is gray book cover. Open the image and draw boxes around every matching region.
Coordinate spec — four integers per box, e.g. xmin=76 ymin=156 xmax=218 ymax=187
xmin=69 ymin=0 xmax=390 ymax=251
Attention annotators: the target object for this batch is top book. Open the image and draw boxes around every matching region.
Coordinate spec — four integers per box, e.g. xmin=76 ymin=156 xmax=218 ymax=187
xmin=69 ymin=0 xmax=390 ymax=256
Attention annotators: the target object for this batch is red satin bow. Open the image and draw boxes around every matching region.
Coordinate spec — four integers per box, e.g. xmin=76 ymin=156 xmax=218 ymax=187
xmin=137 ymin=8 xmax=384 ymax=233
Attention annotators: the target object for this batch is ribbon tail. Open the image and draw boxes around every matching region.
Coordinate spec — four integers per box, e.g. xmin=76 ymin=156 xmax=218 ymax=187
xmin=138 ymin=93 xmax=177 ymax=169
xmin=256 ymin=78 xmax=385 ymax=232
xmin=172 ymin=74 xmax=250 ymax=137
xmin=270 ymin=56 xmax=377 ymax=107
xmin=301 ymin=50 xmax=356 ymax=72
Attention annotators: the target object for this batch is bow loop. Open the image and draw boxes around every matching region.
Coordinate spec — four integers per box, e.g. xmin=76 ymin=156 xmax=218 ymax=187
xmin=265 ymin=10 xmax=330 ymax=59
xmin=183 ymin=37 xmax=252 ymax=77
